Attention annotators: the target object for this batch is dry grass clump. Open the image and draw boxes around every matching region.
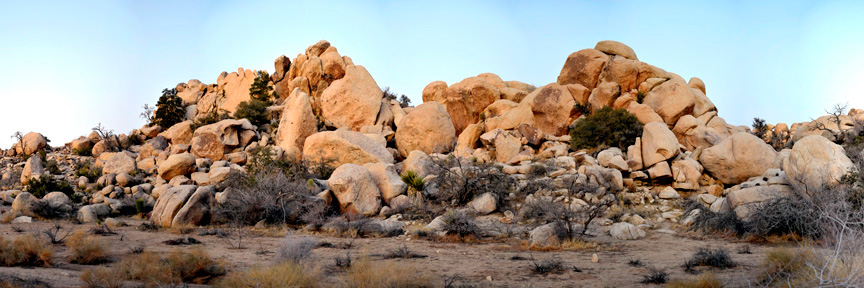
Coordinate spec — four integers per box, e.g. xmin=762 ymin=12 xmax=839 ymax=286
xmin=66 ymin=230 xmax=110 ymax=265
xmin=341 ymin=258 xmax=435 ymax=288
xmin=0 ymin=235 xmax=53 ymax=267
xmin=666 ymin=273 xmax=724 ymax=288
xmin=81 ymin=248 xmax=226 ymax=287
xmin=216 ymin=262 xmax=320 ymax=288
xmin=560 ymin=239 xmax=600 ymax=251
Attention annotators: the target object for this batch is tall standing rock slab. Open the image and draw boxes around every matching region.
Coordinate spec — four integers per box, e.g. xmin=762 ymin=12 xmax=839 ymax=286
xmin=150 ymin=185 xmax=196 ymax=227
xmin=640 ymin=122 xmax=680 ymax=168
xmin=218 ymin=68 xmax=257 ymax=114
xmin=700 ymin=132 xmax=779 ymax=185
xmin=557 ymin=49 xmax=609 ymax=89
xmin=302 ymin=130 xmax=394 ymax=167
xmin=783 ymin=135 xmax=856 ymax=192
xmin=20 ymin=155 xmax=44 ymax=185
xmin=277 ymin=88 xmax=317 ymax=158
xmin=395 ymin=102 xmax=456 ymax=157
xmin=320 ymin=65 xmax=382 ymax=131
xmin=328 ymin=164 xmax=381 ymax=216
xmin=363 ymin=162 xmax=407 ymax=202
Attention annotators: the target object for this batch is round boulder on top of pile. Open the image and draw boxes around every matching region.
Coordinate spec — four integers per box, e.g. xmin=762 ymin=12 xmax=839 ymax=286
xmin=594 ymin=40 xmax=638 ymax=60
xmin=191 ymin=119 xmax=257 ymax=161
xmin=302 ymin=129 xmax=394 ymax=167
xmin=395 ymin=101 xmax=456 ymax=158
xmin=783 ymin=135 xmax=856 ymax=193
xmin=642 ymin=76 xmax=696 ymax=126
xmin=13 ymin=132 xmax=48 ymax=156
xmin=319 ymin=65 xmax=383 ymax=131
xmin=557 ymin=48 xmax=609 ymax=89
xmin=640 ymin=122 xmax=679 ymax=168
xmin=699 ymin=132 xmax=779 ymax=185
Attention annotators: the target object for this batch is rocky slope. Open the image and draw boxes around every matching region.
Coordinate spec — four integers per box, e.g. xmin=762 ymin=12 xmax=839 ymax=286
xmin=1 ymin=40 xmax=860 ymax=244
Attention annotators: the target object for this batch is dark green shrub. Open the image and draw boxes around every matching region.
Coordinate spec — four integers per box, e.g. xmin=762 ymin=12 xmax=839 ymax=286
xmin=572 ymin=103 xmax=590 ymax=116
xmin=44 ymin=160 xmax=61 ymax=175
xmin=636 ymin=90 xmax=646 ymax=103
xmin=72 ymin=147 xmax=92 ymax=156
xmin=135 ymin=199 xmax=147 ymax=214
xmin=26 ymin=175 xmax=74 ymax=198
xmin=153 ymin=88 xmax=185 ymax=128
xmin=233 ymin=99 xmax=270 ymax=127
xmin=74 ymin=161 xmax=101 ymax=182
xmin=441 ymin=210 xmax=480 ymax=238
xmin=752 ymin=117 xmax=768 ymax=139
xmin=569 ymin=106 xmax=642 ymax=151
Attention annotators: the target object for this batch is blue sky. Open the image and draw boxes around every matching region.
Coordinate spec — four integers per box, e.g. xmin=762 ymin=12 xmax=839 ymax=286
xmin=2 ymin=0 xmax=863 ymax=148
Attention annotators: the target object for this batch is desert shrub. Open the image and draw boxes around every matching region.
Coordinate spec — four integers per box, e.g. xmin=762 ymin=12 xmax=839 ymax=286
xmin=666 ymin=273 xmax=724 ymax=288
xmin=26 ymin=175 xmax=73 ymax=198
xmin=216 ymin=261 xmax=319 ymax=288
xmin=752 ymin=247 xmax=808 ymax=286
xmin=0 ymin=276 xmax=50 ymax=288
xmin=688 ymin=209 xmax=747 ymax=236
xmin=641 ymin=267 xmax=669 ymax=284
xmin=66 ymin=231 xmax=110 ymax=265
xmin=44 ymin=160 xmax=61 ymax=175
xmin=30 ymin=200 xmax=73 ymax=219
xmin=636 ymin=90 xmax=646 ymax=103
xmin=82 ymin=248 xmax=225 ymax=286
xmin=751 ymin=117 xmax=768 ymax=139
xmin=530 ymin=255 xmax=565 ymax=274
xmin=153 ymin=88 xmax=185 ymax=128
xmin=275 ymin=236 xmax=317 ymax=264
xmin=0 ymin=235 xmax=53 ymax=267
xmin=569 ymin=106 xmax=642 ymax=151
xmin=745 ymin=196 xmax=823 ymax=239
xmin=384 ymin=244 xmax=427 ymax=259
xmin=401 ymin=170 xmax=425 ymax=192
xmin=190 ymin=109 xmax=230 ymax=131
xmin=80 ymin=267 xmax=124 ymax=288
xmin=234 ymin=98 xmax=271 ymax=127
xmin=440 ymin=210 xmax=480 ymax=238
xmin=572 ymin=103 xmax=590 ymax=116
xmin=341 ymin=258 xmax=435 ymax=288
xmin=684 ymin=247 xmax=734 ymax=273
xmin=428 ymin=156 xmax=517 ymax=207
xmin=521 ymin=177 xmax=608 ymax=242
xmin=72 ymin=146 xmax=92 ymax=156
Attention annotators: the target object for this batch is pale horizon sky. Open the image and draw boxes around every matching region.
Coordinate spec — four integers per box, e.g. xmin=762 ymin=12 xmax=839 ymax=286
xmin=2 ymin=0 xmax=864 ymax=148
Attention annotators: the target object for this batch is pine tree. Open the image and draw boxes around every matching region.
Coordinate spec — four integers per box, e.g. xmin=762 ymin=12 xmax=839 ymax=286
xmin=153 ymin=88 xmax=185 ymax=128
xmin=249 ymin=71 xmax=273 ymax=102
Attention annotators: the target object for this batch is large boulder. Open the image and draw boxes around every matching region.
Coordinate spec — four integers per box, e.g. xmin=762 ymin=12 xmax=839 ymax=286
xmin=520 ymin=83 xmax=576 ymax=136
xmin=218 ymin=68 xmax=257 ymax=114
xmin=784 ymin=135 xmax=856 ymax=192
xmin=172 ymin=186 xmax=215 ymax=227
xmin=327 ymin=164 xmax=381 ymax=216
xmin=319 ymin=65 xmax=382 ymax=131
xmin=277 ymin=88 xmax=317 ymax=157
xmin=557 ymin=49 xmax=609 ymax=89
xmin=402 ymin=150 xmax=434 ymax=179
xmin=158 ymin=153 xmax=196 ymax=181
xmin=14 ymin=132 xmax=47 ymax=156
xmin=102 ymin=153 xmax=137 ymax=176
xmin=594 ymin=40 xmax=638 ymax=60
xmin=11 ymin=192 xmax=35 ymax=217
xmin=20 ymin=155 xmax=44 ymax=185
xmin=727 ymin=185 xmax=795 ymax=220
xmin=640 ymin=122 xmax=680 ymax=168
xmin=176 ymin=79 xmax=207 ymax=105
xmin=191 ymin=132 xmax=224 ymax=161
xmin=700 ymin=132 xmax=779 ymax=185
xmin=643 ymin=78 xmax=696 ymax=125
xmin=160 ymin=121 xmax=193 ymax=145
xmin=609 ymin=222 xmax=645 ymax=240
xmin=363 ymin=162 xmax=407 ymax=202
xmin=443 ymin=77 xmax=501 ymax=134
xmin=302 ymin=130 xmax=394 ymax=167
xmin=395 ymin=102 xmax=456 ymax=157
xmin=150 ymin=185 xmax=196 ymax=227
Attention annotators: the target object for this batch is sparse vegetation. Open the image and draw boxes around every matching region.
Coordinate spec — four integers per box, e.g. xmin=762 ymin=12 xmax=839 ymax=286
xmin=216 ymin=261 xmax=319 ymax=288
xmin=234 ymin=98 xmax=271 ymax=127
xmin=0 ymin=235 xmax=53 ymax=267
xmin=275 ymin=236 xmax=317 ymax=264
xmin=530 ymin=255 xmax=566 ymax=274
xmin=401 ymin=170 xmax=425 ymax=192
xmin=440 ymin=210 xmax=480 ymax=239
xmin=684 ymin=247 xmax=734 ymax=273
xmin=191 ymin=109 xmax=230 ymax=131
xmin=384 ymin=244 xmax=427 ymax=259
xmin=428 ymin=155 xmax=516 ymax=207
xmin=66 ymin=230 xmax=110 ymax=265
xmin=341 ymin=258 xmax=435 ymax=288
xmin=81 ymin=248 xmax=226 ymax=286
xmin=667 ymin=273 xmax=724 ymax=288
xmin=26 ymin=175 xmax=74 ymax=198
xmin=641 ymin=267 xmax=669 ymax=284
xmin=569 ymin=106 xmax=642 ymax=151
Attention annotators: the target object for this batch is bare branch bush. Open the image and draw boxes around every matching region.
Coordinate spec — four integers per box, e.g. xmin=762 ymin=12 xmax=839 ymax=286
xmin=427 ymin=155 xmax=517 ymax=208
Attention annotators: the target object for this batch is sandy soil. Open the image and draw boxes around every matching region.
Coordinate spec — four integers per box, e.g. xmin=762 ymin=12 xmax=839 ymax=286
xmin=0 ymin=213 xmax=779 ymax=288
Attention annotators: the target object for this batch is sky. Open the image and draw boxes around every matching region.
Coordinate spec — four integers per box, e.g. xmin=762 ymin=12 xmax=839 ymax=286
xmin=1 ymin=0 xmax=864 ymax=148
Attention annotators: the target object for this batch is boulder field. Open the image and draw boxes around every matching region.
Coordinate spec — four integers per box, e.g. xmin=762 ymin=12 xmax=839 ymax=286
xmin=0 ymin=40 xmax=858 ymax=238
